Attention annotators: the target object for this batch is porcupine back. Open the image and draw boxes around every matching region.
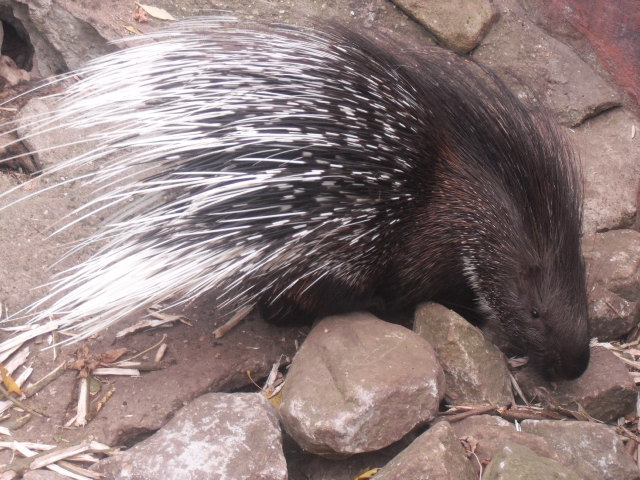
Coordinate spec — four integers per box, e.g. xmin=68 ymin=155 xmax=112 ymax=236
xmin=0 ymin=18 xmax=589 ymax=378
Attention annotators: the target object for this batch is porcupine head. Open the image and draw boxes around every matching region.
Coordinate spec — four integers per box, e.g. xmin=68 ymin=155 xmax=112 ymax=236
xmin=390 ymin=76 xmax=591 ymax=381
xmin=478 ymin=127 xmax=590 ymax=382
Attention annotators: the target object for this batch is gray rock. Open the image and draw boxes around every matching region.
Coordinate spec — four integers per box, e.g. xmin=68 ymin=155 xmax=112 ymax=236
xmin=451 ymin=415 xmax=561 ymax=475
xmin=10 ymin=0 xmax=116 ymax=76
xmin=473 ymin=0 xmax=620 ymax=127
xmin=515 ymin=347 xmax=636 ymax=423
xmin=576 ymin=109 xmax=640 ymax=232
xmin=391 ymin=0 xmax=497 ymax=53
xmin=584 ymin=229 xmax=640 ymax=301
xmin=483 ymin=442 xmax=580 ymax=480
xmin=0 ymin=132 xmax=38 ymax=173
xmin=374 ymin=422 xmax=476 ymax=480
xmin=279 ymin=312 xmax=445 ymax=456
xmin=0 ymin=55 xmax=29 ymax=86
xmin=285 ymin=433 xmax=417 ymax=480
xmin=28 ymin=1 xmax=115 ymax=62
xmin=522 ymin=419 xmax=640 ymax=480
xmin=584 ymin=229 xmax=640 ymax=340
xmin=588 ymin=284 xmax=638 ymax=342
xmin=414 ymin=302 xmax=514 ymax=405
xmin=93 ymin=393 xmax=287 ymax=480
xmin=4 ymin=1 xmax=65 ymax=77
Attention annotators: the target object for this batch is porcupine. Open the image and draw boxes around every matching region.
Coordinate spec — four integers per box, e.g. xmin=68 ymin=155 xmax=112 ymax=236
xmin=0 ymin=18 xmax=590 ymax=380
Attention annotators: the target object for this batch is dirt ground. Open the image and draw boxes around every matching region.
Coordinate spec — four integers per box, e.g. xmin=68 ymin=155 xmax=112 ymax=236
xmin=2 ymin=301 xmax=307 ymax=449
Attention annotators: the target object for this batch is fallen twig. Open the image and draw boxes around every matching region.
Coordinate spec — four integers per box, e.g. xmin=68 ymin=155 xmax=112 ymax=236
xmin=117 ymin=334 xmax=167 ymax=364
xmin=437 ymin=404 xmax=498 ymax=423
xmin=438 ymin=402 xmax=572 ymax=424
xmin=116 ymin=310 xmax=190 ymax=338
xmin=23 ymin=362 xmax=68 ymax=398
xmin=0 ymin=413 xmax=31 ymax=431
xmin=0 ymin=383 xmax=47 ymax=418
xmin=213 ymin=306 xmax=253 ymax=339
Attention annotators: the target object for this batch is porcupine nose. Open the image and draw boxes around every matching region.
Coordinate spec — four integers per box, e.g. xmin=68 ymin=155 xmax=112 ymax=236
xmin=545 ymin=341 xmax=590 ymax=380
xmin=560 ymin=345 xmax=590 ymax=380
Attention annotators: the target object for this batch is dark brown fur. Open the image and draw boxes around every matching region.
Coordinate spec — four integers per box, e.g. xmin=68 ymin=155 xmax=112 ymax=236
xmin=256 ymin=30 xmax=590 ymax=379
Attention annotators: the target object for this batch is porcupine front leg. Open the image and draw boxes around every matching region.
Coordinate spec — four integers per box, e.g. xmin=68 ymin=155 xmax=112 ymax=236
xmin=257 ymin=274 xmax=379 ymax=325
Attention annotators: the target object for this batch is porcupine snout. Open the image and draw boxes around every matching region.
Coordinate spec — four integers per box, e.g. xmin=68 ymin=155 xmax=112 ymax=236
xmin=504 ymin=258 xmax=591 ymax=380
xmin=538 ymin=300 xmax=590 ymax=380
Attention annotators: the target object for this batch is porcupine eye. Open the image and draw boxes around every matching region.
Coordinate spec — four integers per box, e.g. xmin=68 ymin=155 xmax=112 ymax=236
xmin=531 ymin=308 xmax=539 ymax=318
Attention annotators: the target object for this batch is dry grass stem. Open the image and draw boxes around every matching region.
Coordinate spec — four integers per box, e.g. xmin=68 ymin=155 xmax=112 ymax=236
xmin=93 ymin=385 xmax=116 ymax=417
xmin=56 ymin=460 xmax=102 ymax=479
xmin=115 ymin=310 xmax=190 ymax=339
xmin=508 ymin=371 xmax=529 ymax=405
xmin=0 ymin=384 xmax=46 ymax=418
xmin=74 ymin=378 xmax=89 ymax=427
xmin=0 ymin=414 xmax=31 ymax=431
xmin=4 ymin=347 xmax=29 ymax=375
xmin=154 ymin=342 xmax=167 ymax=362
xmin=261 ymin=357 xmax=286 ymax=399
xmin=0 ymin=440 xmax=106 ymax=479
xmin=118 ymin=334 xmax=167 ymax=363
xmin=438 ymin=404 xmax=498 ymax=423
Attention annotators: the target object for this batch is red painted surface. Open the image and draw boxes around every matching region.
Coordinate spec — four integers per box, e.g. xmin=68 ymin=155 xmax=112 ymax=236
xmin=533 ymin=0 xmax=640 ymax=109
